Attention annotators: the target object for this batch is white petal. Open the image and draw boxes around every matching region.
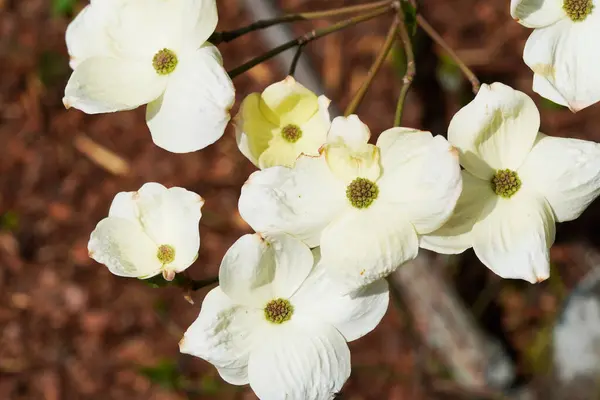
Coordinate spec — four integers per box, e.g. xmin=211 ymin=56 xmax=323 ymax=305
xmin=235 ymin=92 xmax=278 ymax=167
xmin=256 ymin=96 xmax=331 ymax=169
xmin=320 ymin=204 xmax=419 ymax=292
xmin=519 ymin=133 xmax=600 ymax=222
xmin=248 ymin=318 xmax=350 ymax=400
xmin=134 ymin=183 xmax=204 ymax=272
xmin=377 ymin=128 xmax=462 ymax=234
xmin=184 ymin=0 xmax=218 ymax=50
xmin=219 ymin=233 xmax=313 ymax=307
xmin=218 ymin=234 xmax=273 ymax=306
xmin=260 ymin=76 xmax=320 ymax=126
xmin=88 ymin=218 xmax=162 ymax=278
xmin=420 ymin=170 xmax=495 ymax=254
xmin=239 ymin=156 xmax=346 ymax=247
xmin=146 ymin=45 xmax=235 ymax=153
xmin=448 ymin=82 xmax=540 ymax=178
xmin=510 ymin=0 xmax=566 ymax=28
xmin=180 ymin=287 xmax=262 ymax=373
xmin=472 ymin=189 xmax=555 ymax=283
xmin=64 ymin=57 xmax=166 ymax=114
xmin=327 ymin=115 xmax=371 ymax=150
xmin=269 ymin=235 xmax=314 ymax=299
xmin=108 ymin=191 xmax=138 ymax=221
xmin=293 ymin=251 xmax=389 ymax=342
xmin=523 ymin=16 xmax=600 ymax=111
xmin=216 ymin=365 xmax=248 ymax=385
xmin=324 ymin=142 xmax=381 ymax=184
xmin=104 ymin=0 xmax=187 ymax=58
xmin=532 ymin=74 xmax=569 ymax=107
xmin=296 ymin=95 xmax=332 ymax=155
xmin=66 ymin=4 xmax=114 ymax=69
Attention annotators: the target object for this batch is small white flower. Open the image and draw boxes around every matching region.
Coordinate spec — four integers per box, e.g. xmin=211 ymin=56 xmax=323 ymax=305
xmin=238 ymin=115 xmax=462 ymax=292
xmin=422 ymin=82 xmax=600 ymax=283
xmin=180 ymin=233 xmax=389 ymax=400
xmin=235 ymin=76 xmax=331 ymax=169
xmin=511 ymin=0 xmax=600 ymax=111
xmin=88 ymin=182 xmax=204 ymax=280
xmin=64 ymin=0 xmax=235 ymax=153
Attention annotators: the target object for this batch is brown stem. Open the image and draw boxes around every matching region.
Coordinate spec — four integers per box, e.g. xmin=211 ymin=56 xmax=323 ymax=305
xmin=344 ymin=18 xmax=400 ymax=116
xmin=289 ymin=43 xmax=306 ymax=76
xmin=416 ymin=15 xmax=480 ymax=94
xmin=394 ymin=15 xmax=416 ymax=126
xmin=210 ymin=0 xmax=394 ymax=44
xmin=228 ymin=5 xmax=395 ymax=79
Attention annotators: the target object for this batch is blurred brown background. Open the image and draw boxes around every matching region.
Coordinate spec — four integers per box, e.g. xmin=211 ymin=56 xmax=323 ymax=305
xmin=2 ymin=0 xmax=600 ymax=399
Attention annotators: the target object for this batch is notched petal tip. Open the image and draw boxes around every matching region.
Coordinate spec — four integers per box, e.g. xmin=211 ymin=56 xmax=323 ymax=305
xmin=449 ymin=145 xmax=459 ymax=158
xmin=254 ymin=232 xmax=266 ymax=243
xmin=283 ymin=75 xmax=297 ymax=85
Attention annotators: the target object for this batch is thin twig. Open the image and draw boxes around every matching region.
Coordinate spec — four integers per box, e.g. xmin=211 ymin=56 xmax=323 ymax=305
xmin=228 ymin=5 xmax=394 ymax=79
xmin=416 ymin=15 xmax=480 ymax=94
xmin=289 ymin=43 xmax=306 ymax=76
xmin=189 ymin=276 xmax=219 ymax=291
xmin=210 ymin=0 xmax=394 ymax=44
xmin=171 ymin=273 xmax=219 ymax=292
xmin=344 ymin=18 xmax=400 ymax=116
xmin=394 ymin=16 xmax=415 ymax=126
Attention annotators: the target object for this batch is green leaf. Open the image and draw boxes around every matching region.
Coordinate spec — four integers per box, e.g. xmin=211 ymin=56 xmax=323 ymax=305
xmin=52 ymin=0 xmax=77 ymax=16
xmin=139 ymin=360 xmax=182 ymax=390
xmin=38 ymin=51 xmax=69 ymax=87
xmin=540 ymin=97 xmax=567 ymax=110
xmin=0 ymin=211 xmax=19 ymax=232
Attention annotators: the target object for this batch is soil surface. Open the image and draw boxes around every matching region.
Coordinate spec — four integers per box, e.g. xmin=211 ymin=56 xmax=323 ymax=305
xmin=1 ymin=0 xmax=599 ymax=399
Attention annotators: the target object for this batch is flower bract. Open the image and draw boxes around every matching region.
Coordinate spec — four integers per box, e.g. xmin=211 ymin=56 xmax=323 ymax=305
xmin=512 ymin=0 xmax=600 ymax=111
xmin=88 ymin=182 xmax=204 ymax=280
xmin=235 ymin=76 xmax=331 ymax=169
xmin=64 ymin=0 xmax=235 ymax=153
xmin=422 ymin=82 xmax=600 ymax=283
xmin=179 ymin=233 xmax=389 ymax=400
xmin=238 ymin=115 xmax=462 ymax=292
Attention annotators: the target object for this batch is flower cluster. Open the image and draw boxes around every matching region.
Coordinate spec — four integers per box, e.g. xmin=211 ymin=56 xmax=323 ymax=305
xmin=73 ymin=0 xmax=600 ymax=399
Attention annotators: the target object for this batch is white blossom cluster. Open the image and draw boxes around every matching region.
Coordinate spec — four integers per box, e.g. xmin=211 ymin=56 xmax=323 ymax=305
xmin=69 ymin=0 xmax=600 ymax=398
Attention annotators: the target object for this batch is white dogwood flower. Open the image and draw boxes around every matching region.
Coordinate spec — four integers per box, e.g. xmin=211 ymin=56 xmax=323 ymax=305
xmin=88 ymin=183 xmax=204 ymax=280
xmin=238 ymin=115 xmax=462 ymax=292
xmin=64 ymin=0 xmax=235 ymax=153
xmin=180 ymin=233 xmax=389 ymax=400
xmin=422 ymin=83 xmax=600 ymax=283
xmin=235 ymin=76 xmax=331 ymax=169
xmin=511 ymin=0 xmax=600 ymax=111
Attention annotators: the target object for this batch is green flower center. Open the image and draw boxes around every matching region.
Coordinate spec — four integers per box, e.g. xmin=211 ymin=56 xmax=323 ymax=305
xmin=264 ymin=298 xmax=293 ymax=324
xmin=281 ymin=124 xmax=302 ymax=143
xmin=157 ymin=244 xmax=176 ymax=264
xmin=491 ymin=169 xmax=521 ymax=198
xmin=563 ymin=0 xmax=594 ymax=21
xmin=346 ymin=177 xmax=379 ymax=209
xmin=152 ymin=48 xmax=178 ymax=75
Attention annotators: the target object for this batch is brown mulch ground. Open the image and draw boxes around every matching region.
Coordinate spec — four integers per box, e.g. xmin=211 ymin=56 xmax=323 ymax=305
xmin=2 ymin=0 xmax=600 ymax=399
